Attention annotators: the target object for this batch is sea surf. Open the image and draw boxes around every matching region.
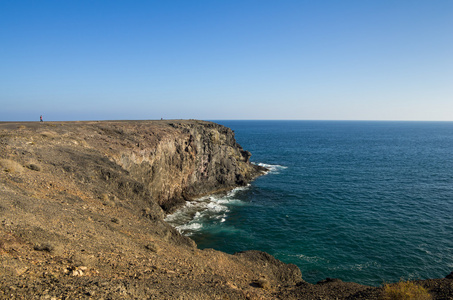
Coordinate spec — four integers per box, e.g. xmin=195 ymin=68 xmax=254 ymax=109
xmin=166 ymin=120 xmax=453 ymax=286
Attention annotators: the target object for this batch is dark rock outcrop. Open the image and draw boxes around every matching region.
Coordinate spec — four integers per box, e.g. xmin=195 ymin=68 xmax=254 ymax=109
xmin=89 ymin=120 xmax=265 ymax=213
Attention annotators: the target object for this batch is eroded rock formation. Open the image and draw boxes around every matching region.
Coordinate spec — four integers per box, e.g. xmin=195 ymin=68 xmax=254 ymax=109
xmin=0 ymin=120 xmax=299 ymax=299
xmin=1 ymin=120 xmax=451 ymax=299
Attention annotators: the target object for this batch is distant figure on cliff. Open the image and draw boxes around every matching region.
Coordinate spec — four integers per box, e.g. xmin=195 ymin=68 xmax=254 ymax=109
xmin=40 ymin=115 xmax=43 ymax=122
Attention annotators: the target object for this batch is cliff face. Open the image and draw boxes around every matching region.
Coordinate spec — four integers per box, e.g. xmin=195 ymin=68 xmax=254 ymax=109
xmin=0 ymin=120 xmax=265 ymax=248
xmin=0 ymin=120 xmax=303 ymax=299
xmin=102 ymin=121 xmax=262 ymax=212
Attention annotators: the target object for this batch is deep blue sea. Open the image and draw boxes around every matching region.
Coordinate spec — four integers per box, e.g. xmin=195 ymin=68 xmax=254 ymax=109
xmin=166 ymin=121 xmax=453 ymax=286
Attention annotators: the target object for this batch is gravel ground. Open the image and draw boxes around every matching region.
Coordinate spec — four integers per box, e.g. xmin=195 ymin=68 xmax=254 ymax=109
xmin=1 ymin=121 xmax=452 ymax=299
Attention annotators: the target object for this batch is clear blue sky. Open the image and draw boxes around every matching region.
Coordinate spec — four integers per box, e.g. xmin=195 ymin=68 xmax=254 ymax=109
xmin=1 ymin=0 xmax=452 ymax=121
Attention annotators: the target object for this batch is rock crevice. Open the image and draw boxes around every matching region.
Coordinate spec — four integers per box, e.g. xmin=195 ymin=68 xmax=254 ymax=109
xmin=100 ymin=120 xmax=265 ymax=212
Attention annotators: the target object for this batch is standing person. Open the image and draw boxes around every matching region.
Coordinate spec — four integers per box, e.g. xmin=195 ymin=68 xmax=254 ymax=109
xmin=40 ymin=115 xmax=43 ymax=122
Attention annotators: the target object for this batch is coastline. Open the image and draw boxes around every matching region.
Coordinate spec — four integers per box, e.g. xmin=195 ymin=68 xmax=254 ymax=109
xmin=0 ymin=120 xmax=452 ymax=299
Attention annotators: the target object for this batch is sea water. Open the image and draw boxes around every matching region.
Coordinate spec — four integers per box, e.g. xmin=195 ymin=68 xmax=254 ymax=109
xmin=165 ymin=121 xmax=453 ymax=286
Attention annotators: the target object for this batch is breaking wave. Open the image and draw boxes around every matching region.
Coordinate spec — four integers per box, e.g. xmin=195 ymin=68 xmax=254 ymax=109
xmin=164 ymin=185 xmax=250 ymax=236
xmin=253 ymin=162 xmax=288 ymax=174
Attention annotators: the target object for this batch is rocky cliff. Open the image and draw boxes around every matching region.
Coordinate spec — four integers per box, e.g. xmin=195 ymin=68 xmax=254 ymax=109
xmin=0 ymin=120 xmax=302 ymax=299
xmin=103 ymin=120 xmax=263 ymax=212
xmin=1 ymin=120 xmax=452 ymax=299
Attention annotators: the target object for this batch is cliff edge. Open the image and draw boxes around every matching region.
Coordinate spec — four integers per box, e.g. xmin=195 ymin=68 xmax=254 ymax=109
xmin=0 ymin=120 xmax=301 ymax=299
xmin=1 ymin=120 xmax=452 ymax=299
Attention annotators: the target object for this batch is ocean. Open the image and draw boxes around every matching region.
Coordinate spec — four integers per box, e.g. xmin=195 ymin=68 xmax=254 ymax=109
xmin=165 ymin=120 xmax=453 ymax=286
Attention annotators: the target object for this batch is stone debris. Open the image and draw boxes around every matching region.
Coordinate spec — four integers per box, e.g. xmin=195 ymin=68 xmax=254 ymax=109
xmin=0 ymin=121 xmax=451 ymax=299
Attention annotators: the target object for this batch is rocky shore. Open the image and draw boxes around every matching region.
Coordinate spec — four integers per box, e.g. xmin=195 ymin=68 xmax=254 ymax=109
xmin=1 ymin=120 xmax=452 ymax=299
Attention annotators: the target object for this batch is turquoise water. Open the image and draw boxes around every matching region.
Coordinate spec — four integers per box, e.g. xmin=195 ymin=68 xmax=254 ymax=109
xmin=166 ymin=121 xmax=453 ymax=286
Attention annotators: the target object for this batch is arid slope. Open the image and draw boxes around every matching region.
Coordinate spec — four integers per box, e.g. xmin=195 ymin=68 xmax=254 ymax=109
xmin=0 ymin=120 xmax=451 ymax=299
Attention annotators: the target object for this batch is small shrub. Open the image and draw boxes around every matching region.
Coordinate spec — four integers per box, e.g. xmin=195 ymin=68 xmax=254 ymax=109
xmin=252 ymin=278 xmax=271 ymax=289
xmin=27 ymin=164 xmax=41 ymax=171
xmin=33 ymin=243 xmax=54 ymax=252
xmin=145 ymin=243 xmax=158 ymax=252
xmin=0 ymin=159 xmax=24 ymax=173
xmin=101 ymin=193 xmax=116 ymax=207
xmin=101 ymin=193 xmax=109 ymax=202
xmin=40 ymin=131 xmax=57 ymax=138
xmin=382 ymin=281 xmax=431 ymax=300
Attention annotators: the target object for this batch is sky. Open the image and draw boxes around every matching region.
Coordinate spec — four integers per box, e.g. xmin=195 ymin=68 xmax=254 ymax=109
xmin=1 ymin=0 xmax=452 ymax=121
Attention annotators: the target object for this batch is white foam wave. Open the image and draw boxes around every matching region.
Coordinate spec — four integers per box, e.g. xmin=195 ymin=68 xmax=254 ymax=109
xmin=193 ymin=211 xmax=202 ymax=219
xmin=214 ymin=213 xmax=227 ymax=220
xmin=253 ymin=162 xmax=288 ymax=174
xmin=206 ymin=202 xmax=229 ymax=213
xmin=164 ymin=185 xmax=251 ymax=235
xmin=295 ymin=254 xmax=327 ymax=263
xmin=177 ymin=222 xmax=202 ymax=231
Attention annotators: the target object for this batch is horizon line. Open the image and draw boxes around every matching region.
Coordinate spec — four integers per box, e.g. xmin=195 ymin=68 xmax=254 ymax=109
xmin=2 ymin=119 xmax=453 ymax=123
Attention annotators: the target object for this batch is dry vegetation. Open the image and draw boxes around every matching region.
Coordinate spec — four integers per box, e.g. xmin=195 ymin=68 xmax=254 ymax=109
xmin=0 ymin=159 xmax=24 ymax=173
xmin=382 ymin=281 xmax=432 ymax=300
